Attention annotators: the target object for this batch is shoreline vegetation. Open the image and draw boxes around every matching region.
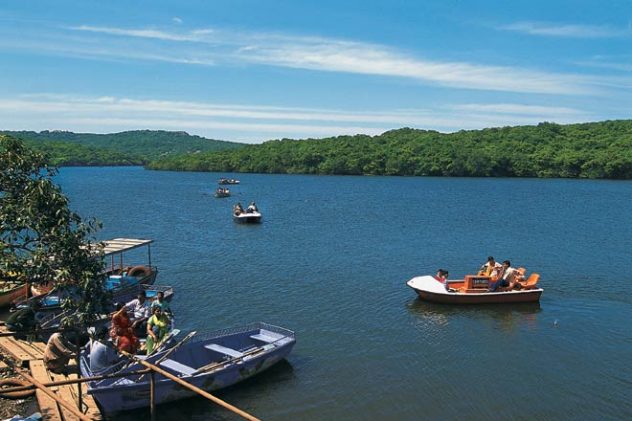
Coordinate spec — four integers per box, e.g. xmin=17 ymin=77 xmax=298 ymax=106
xmin=5 ymin=119 xmax=632 ymax=179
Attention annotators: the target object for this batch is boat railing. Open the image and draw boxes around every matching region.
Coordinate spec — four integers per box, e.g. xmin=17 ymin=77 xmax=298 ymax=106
xmin=188 ymin=322 xmax=295 ymax=345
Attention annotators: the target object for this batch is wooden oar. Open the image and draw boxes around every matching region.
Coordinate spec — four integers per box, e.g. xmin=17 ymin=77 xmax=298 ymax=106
xmin=121 ymin=351 xmax=261 ymax=421
xmin=136 ymin=330 xmax=196 ymax=382
xmin=194 ymin=345 xmax=268 ymax=375
xmin=154 ymin=331 xmax=196 ymax=364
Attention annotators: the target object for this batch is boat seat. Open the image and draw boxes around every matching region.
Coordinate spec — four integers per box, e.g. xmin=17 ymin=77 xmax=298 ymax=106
xmin=159 ymin=358 xmax=197 ymax=376
xmin=519 ymin=273 xmax=540 ymax=290
xmin=204 ymin=344 xmax=244 ymax=358
xmin=250 ymin=329 xmax=285 ymax=344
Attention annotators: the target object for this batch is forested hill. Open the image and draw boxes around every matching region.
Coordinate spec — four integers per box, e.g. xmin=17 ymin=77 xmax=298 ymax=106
xmin=146 ymin=120 xmax=632 ymax=179
xmin=2 ymin=130 xmax=244 ymax=165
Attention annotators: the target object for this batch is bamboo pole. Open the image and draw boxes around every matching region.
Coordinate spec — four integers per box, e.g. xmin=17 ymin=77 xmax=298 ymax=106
xmin=17 ymin=369 xmax=93 ymax=421
xmin=0 ymin=369 xmax=150 ymax=393
xmin=120 ymin=351 xmax=261 ymax=421
xmin=150 ymin=371 xmax=156 ymax=421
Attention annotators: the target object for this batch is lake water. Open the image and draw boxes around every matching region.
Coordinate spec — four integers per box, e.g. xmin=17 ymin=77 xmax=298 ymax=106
xmin=56 ymin=167 xmax=632 ymax=420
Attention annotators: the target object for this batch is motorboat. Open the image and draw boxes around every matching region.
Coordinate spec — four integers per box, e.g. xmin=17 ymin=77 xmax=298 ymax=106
xmin=214 ymin=187 xmax=231 ymax=198
xmin=80 ymin=322 xmax=295 ymax=414
xmin=233 ymin=210 xmax=262 ymax=224
xmin=218 ymin=177 xmax=240 ymax=185
xmin=407 ymin=273 xmax=542 ymax=304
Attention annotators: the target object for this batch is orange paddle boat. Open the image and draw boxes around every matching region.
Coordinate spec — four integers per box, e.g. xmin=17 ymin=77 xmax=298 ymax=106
xmin=407 ymin=272 xmax=542 ymax=304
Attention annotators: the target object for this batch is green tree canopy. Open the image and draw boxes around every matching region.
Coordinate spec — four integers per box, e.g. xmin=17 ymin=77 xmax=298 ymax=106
xmin=147 ymin=120 xmax=632 ymax=179
xmin=0 ymin=134 xmax=109 ymax=324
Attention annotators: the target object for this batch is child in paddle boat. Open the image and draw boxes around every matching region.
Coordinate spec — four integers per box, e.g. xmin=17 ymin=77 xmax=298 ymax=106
xmin=435 ymin=269 xmax=451 ymax=291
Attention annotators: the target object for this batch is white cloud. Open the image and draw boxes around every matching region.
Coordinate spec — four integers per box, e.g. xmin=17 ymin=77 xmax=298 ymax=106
xmin=0 ymin=94 xmax=596 ymax=143
xmin=172 ymin=17 xmax=183 ymax=25
xmin=70 ymin=25 xmax=198 ymax=42
xmin=65 ymin=25 xmax=597 ymax=95
xmin=451 ymin=103 xmax=584 ymax=116
xmin=499 ymin=21 xmax=629 ymax=38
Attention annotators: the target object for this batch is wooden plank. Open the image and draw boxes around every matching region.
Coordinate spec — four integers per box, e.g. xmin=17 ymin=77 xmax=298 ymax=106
xmin=66 ymin=373 xmax=102 ymax=420
xmin=0 ymin=359 xmax=9 ymax=372
xmin=12 ymin=339 xmax=44 ymax=360
xmin=30 ymin=360 xmax=63 ymax=421
xmin=51 ymin=371 xmax=81 ymax=421
xmin=0 ymin=336 xmax=34 ymax=365
xmin=27 ymin=340 xmax=48 ymax=354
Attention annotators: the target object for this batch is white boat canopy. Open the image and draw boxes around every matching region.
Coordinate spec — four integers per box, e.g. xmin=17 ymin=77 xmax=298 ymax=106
xmin=102 ymin=238 xmax=153 ymax=257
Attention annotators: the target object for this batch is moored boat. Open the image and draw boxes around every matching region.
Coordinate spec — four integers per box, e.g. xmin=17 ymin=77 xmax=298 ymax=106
xmin=12 ymin=238 xmax=159 ymax=314
xmin=0 ymin=282 xmax=28 ymax=308
xmin=407 ymin=273 xmax=542 ymax=304
xmin=80 ymin=322 xmax=295 ymax=413
xmin=101 ymin=238 xmax=158 ymax=286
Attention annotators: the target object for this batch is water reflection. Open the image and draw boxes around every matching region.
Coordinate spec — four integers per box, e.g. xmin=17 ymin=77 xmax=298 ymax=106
xmin=406 ymin=298 xmax=542 ymax=333
xmin=115 ymin=360 xmax=295 ymax=421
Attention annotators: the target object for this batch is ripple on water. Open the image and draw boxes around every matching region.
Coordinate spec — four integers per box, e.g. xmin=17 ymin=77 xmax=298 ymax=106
xmin=55 ymin=168 xmax=632 ymax=421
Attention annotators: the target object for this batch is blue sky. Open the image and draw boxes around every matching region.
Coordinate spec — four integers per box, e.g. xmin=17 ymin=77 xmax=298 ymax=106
xmin=1 ymin=0 xmax=631 ymax=143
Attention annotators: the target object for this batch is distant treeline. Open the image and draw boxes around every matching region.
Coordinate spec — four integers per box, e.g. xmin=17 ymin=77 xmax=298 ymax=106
xmin=2 ymin=129 xmax=243 ymax=165
xmin=147 ymin=120 xmax=632 ymax=179
xmin=23 ymin=139 xmax=142 ymax=166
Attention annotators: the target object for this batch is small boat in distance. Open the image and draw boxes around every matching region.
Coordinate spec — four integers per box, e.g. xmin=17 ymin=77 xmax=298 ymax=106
xmin=214 ymin=186 xmax=231 ymax=198
xmin=233 ymin=202 xmax=262 ymax=223
xmin=407 ymin=272 xmax=542 ymax=304
xmin=218 ymin=177 xmax=240 ymax=185
xmin=80 ymin=322 xmax=296 ymax=414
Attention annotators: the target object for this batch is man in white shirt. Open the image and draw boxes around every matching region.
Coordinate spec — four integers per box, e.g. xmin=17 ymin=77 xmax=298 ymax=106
xmin=489 ymin=260 xmax=519 ymax=292
xmin=125 ymin=291 xmax=151 ymax=335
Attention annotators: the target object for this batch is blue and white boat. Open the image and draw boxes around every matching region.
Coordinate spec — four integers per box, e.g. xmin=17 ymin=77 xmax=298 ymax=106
xmin=80 ymin=322 xmax=296 ymax=414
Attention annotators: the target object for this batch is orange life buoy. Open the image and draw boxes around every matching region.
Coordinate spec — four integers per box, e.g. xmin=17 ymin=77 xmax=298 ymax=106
xmin=127 ymin=265 xmax=152 ymax=279
xmin=0 ymin=378 xmax=35 ymax=399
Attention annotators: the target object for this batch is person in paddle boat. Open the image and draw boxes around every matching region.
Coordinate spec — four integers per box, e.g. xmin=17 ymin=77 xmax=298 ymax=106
xmin=478 ymin=256 xmax=501 ymax=277
xmin=488 ymin=260 xmax=523 ymax=292
xmin=434 ymin=269 xmax=451 ymax=291
xmin=125 ymin=291 xmax=151 ymax=337
xmin=247 ymin=201 xmax=258 ymax=213
xmin=146 ymin=305 xmax=171 ymax=354
xmin=233 ymin=202 xmax=244 ymax=215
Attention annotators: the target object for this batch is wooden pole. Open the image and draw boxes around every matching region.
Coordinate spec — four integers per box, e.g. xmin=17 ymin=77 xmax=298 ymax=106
xmin=75 ymin=330 xmax=83 ymax=412
xmin=150 ymin=371 xmax=156 ymax=421
xmin=0 ymin=369 xmax=150 ymax=394
xmin=121 ymin=351 xmax=261 ymax=421
xmin=17 ymin=370 xmax=93 ymax=421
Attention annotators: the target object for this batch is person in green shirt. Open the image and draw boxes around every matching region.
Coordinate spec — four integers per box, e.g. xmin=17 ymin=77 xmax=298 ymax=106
xmin=146 ymin=306 xmax=170 ymax=354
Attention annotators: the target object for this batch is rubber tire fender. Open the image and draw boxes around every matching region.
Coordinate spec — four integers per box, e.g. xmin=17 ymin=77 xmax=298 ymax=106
xmin=127 ymin=265 xmax=152 ymax=278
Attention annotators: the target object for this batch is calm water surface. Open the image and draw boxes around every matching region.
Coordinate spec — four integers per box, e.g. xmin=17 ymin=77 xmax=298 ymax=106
xmin=56 ymin=167 xmax=632 ymax=420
